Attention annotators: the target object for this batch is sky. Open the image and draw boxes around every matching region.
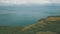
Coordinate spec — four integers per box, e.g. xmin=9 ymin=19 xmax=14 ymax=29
xmin=0 ymin=0 xmax=60 ymax=4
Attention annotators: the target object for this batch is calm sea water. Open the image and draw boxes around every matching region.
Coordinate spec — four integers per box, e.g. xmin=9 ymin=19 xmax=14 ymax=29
xmin=0 ymin=5 xmax=60 ymax=26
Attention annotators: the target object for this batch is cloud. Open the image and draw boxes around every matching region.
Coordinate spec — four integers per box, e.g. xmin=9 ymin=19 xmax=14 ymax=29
xmin=0 ymin=0 xmax=60 ymax=4
xmin=49 ymin=0 xmax=60 ymax=3
xmin=0 ymin=0 xmax=50 ymax=4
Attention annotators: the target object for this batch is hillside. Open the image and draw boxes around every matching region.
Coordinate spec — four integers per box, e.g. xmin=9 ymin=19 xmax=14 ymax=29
xmin=0 ymin=16 xmax=60 ymax=34
xmin=21 ymin=16 xmax=60 ymax=34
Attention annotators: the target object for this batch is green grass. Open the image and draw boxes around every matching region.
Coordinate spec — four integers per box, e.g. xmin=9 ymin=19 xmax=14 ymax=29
xmin=0 ymin=16 xmax=60 ymax=34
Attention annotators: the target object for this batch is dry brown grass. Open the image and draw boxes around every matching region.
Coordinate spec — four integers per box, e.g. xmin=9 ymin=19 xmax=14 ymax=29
xmin=36 ymin=31 xmax=57 ymax=34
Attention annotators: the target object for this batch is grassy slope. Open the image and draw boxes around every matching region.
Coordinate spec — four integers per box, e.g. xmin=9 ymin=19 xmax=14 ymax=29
xmin=21 ymin=16 xmax=60 ymax=34
xmin=0 ymin=16 xmax=60 ymax=34
xmin=0 ymin=26 xmax=24 ymax=34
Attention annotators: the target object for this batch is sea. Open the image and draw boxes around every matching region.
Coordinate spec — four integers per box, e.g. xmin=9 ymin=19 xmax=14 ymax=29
xmin=0 ymin=4 xmax=60 ymax=26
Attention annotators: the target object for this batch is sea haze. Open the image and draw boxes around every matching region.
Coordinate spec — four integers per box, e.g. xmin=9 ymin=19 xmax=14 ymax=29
xmin=0 ymin=4 xmax=60 ymax=26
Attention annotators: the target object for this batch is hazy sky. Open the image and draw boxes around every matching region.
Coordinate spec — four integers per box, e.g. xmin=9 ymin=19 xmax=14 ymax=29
xmin=0 ymin=0 xmax=60 ymax=4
